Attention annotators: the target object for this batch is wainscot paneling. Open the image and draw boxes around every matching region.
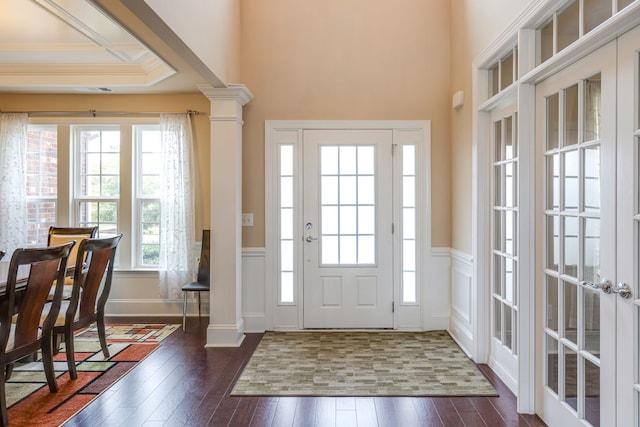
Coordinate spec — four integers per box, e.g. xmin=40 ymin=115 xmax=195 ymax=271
xmin=104 ymin=248 xmax=267 ymax=333
xmin=448 ymin=249 xmax=474 ymax=357
xmin=242 ymin=248 xmax=266 ymax=332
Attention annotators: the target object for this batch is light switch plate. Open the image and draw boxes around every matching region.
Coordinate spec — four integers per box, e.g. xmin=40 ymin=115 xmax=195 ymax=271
xmin=242 ymin=213 xmax=254 ymax=227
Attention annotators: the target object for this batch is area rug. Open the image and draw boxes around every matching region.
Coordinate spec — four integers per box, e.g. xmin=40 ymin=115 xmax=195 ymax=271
xmin=231 ymin=330 xmax=497 ymax=397
xmin=6 ymin=324 xmax=179 ymax=427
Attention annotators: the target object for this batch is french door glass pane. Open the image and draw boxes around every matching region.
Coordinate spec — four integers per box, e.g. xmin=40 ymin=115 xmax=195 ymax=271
xmin=490 ymin=63 xmax=499 ymax=97
xmin=547 ymin=154 xmax=560 ymax=209
xmin=583 ymin=218 xmax=600 ymax=283
xmin=494 ymin=298 xmax=501 ymax=338
xmin=618 ymin=0 xmax=634 ymax=11
xmin=547 ymin=215 xmax=560 ymax=270
xmin=547 ymin=336 xmax=559 ymax=394
xmin=494 ymin=121 xmax=502 ymax=160
xmin=583 ymin=287 xmax=600 ymax=354
xmin=547 ymin=275 xmax=559 ymax=331
xmin=585 ymin=358 xmax=601 ymax=427
xmin=565 ymin=84 xmax=580 ymax=146
xmin=565 ymin=281 xmax=578 ymax=343
xmin=505 ymin=257 xmax=515 ymax=303
xmin=540 ymin=20 xmax=554 ymax=64
xmin=547 ymin=94 xmax=560 ymax=149
xmin=584 ymin=0 xmax=612 ymax=34
xmin=564 ymin=151 xmax=580 ymax=212
xmin=584 ymin=147 xmax=601 ymax=212
xmin=584 ymin=75 xmax=602 ymax=142
xmin=501 ymin=52 xmax=514 ymax=90
xmin=564 ymin=216 xmax=579 ymax=277
xmin=504 ymin=306 xmax=513 ymax=349
xmin=565 ymin=346 xmax=578 ymax=411
xmin=494 ymin=254 xmax=502 ymax=295
xmin=557 ymin=1 xmax=580 ymax=53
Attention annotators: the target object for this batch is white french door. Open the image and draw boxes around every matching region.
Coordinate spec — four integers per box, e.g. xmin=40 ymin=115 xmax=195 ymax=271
xmin=616 ymin=25 xmax=640 ymax=427
xmin=535 ymin=27 xmax=640 ymax=426
xmin=490 ymin=101 xmax=519 ymax=389
xmin=302 ymin=129 xmax=394 ymax=328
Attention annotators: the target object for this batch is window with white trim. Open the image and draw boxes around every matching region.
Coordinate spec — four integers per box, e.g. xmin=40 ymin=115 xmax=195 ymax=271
xmin=26 ymin=122 xmax=162 ymax=269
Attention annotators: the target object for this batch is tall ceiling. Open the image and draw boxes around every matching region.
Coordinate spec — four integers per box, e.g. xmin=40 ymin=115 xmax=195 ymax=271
xmin=0 ymin=0 xmax=214 ymax=94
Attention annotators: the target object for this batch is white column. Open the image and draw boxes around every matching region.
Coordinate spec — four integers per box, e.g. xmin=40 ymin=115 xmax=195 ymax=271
xmin=199 ymin=84 xmax=254 ymax=347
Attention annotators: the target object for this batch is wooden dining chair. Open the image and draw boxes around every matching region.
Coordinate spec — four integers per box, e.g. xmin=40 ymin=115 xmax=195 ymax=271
xmin=46 ymin=234 xmax=122 ymax=379
xmin=47 ymin=226 xmax=98 ymax=299
xmin=0 ymin=242 xmax=75 ymax=426
xmin=182 ymin=230 xmax=210 ymax=331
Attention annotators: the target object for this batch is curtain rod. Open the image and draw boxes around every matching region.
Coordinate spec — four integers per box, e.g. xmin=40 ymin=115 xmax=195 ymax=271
xmin=0 ymin=109 xmax=202 ymax=117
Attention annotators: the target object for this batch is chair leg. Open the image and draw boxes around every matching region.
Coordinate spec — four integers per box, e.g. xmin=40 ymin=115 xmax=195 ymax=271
xmin=52 ymin=334 xmax=62 ymax=355
xmin=197 ymin=292 xmax=201 ymax=318
xmin=4 ymin=365 xmax=12 ymax=382
xmin=41 ymin=334 xmax=59 ymax=392
xmin=183 ymin=291 xmax=187 ymax=331
xmin=97 ymin=314 xmax=110 ymax=358
xmin=0 ymin=365 xmax=8 ymax=427
xmin=64 ymin=328 xmax=78 ymax=380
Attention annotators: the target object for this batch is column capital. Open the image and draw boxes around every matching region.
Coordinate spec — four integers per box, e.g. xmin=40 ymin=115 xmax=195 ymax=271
xmin=198 ymin=84 xmax=254 ymax=106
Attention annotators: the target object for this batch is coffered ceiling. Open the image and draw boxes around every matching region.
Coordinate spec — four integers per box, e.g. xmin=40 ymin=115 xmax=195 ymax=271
xmin=0 ymin=0 xmax=211 ymax=93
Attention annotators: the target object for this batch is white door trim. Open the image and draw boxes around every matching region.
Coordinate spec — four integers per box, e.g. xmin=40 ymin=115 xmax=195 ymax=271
xmin=265 ymin=120 xmax=431 ymax=331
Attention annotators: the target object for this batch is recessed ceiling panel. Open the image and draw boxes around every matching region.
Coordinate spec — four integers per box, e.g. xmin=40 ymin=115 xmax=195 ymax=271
xmin=0 ymin=0 xmax=176 ymax=91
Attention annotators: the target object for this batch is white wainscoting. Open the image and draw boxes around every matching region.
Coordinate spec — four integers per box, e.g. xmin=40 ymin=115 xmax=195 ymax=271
xmin=448 ymin=249 xmax=475 ymax=357
xmin=426 ymin=248 xmax=452 ymax=331
xmin=106 ymin=247 xmax=474 ymax=349
xmin=105 ymin=247 xmax=267 ymax=332
xmin=242 ymin=248 xmax=266 ymax=332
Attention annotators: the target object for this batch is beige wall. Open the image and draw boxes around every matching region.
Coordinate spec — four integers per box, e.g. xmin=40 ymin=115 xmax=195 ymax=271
xmin=240 ymin=0 xmax=452 ymax=248
xmin=0 ymin=93 xmax=211 ymax=237
xmin=449 ymin=0 xmax=533 ymax=253
xmin=146 ymin=0 xmax=241 ymax=83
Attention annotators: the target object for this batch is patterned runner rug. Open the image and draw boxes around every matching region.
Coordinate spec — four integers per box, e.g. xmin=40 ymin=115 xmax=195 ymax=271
xmin=6 ymin=324 xmax=179 ymax=426
xmin=232 ymin=330 xmax=497 ymax=396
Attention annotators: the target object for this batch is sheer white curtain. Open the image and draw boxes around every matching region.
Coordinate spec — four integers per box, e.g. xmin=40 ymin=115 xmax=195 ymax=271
xmin=0 ymin=113 xmax=28 ymax=257
xmin=158 ymin=113 xmax=196 ymax=299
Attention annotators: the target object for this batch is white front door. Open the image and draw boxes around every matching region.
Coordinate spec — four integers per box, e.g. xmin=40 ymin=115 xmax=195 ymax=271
xmin=535 ymin=28 xmax=640 ymax=426
xmin=302 ymin=129 xmax=394 ymax=328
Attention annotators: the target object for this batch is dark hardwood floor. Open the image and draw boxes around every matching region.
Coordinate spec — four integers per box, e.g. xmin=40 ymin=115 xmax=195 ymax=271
xmin=64 ymin=317 xmax=547 ymax=426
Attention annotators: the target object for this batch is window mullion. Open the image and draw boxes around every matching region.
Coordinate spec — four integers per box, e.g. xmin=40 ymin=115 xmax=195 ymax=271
xmin=119 ymin=125 xmax=133 ymax=269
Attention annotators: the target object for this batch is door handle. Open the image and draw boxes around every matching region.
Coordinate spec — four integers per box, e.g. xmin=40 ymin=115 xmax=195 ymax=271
xmin=580 ymin=278 xmax=613 ymax=294
xmin=305 ymin=236 xmax=319 ymax=243
xmin=612 ymin=282 xmax=632 ymax=299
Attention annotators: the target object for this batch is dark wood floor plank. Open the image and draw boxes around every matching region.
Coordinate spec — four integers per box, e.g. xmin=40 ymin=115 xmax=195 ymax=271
xmin=249 ymin=397 xmax=279 ymax=427
xmin=271 ymin=397 xmax=298 ymax=427
xmin=355 ymin=397 xmax=378 ymax=427
xmin=411 ymin=398 xmax=444 ymax=427
xmin=373 ymin=397 xmax=400 ymax=427
xmin=314 ymin=396 xmax=336 ymax=427
xmin=228 ymin=396 xmax=260 ymax=426
xmin=469 ymin=396 xmax=509 ymax=427
xmin=451 ymin=397 xmax=488 ymax=427
xmin=391 ymin=396 xmax=422 ymax=427
xmin=61 ymin=319 xmax=547 ymax=427
xmin=293 ymin=397 xmax=317 ymax=426
xmin=432 ymin=397 xmax=466 ymax=427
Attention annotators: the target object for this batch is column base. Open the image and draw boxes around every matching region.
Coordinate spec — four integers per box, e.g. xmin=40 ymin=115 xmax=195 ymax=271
xmin=205 ymin=319 xmax=245 ymax=347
